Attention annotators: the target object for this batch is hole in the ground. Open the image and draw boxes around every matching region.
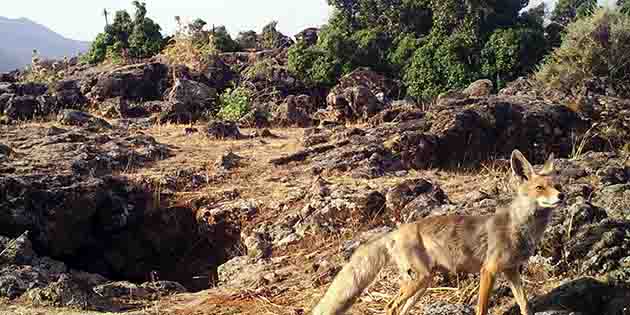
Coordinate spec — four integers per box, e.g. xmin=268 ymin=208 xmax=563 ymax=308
xmin=2 ymin=175 xmax=242 ymax=293
xmin=55 ymin=205 xmax=243 ymax=292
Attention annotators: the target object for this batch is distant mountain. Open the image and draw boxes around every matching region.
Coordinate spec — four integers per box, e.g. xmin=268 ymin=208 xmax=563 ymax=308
xmin=0 ymin=16 xmax=90 ymax=72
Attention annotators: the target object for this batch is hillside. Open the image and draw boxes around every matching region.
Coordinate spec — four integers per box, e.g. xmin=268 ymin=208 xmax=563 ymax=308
xmin=0 ymin=3 xmax=630 ymax=315
xmin=0 ymin=16 xmax=89 ymax=72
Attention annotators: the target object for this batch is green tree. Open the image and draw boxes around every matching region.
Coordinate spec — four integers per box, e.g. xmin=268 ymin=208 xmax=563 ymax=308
xmin=188 ymin=18 xmax=208 ymax=45
xmin=288 ymin=0 xmax=549 ymax=99
xmin=83 ymin=1 xmax=164 ymax=64
xmin=82 ymin=32 xmax=114 ymax=64
xmin=288 ymin=41 xmax=342 ymax=87
xmin=261 ymin=21 xmax=284 ymax=49
xmin=236 ymin=30 xmax=258 ymax=50
xmin=619 ymin=0 xmax=630 ymax=15
xmin=210 ymin=26 xmax=240 ymax=52
xmin=387 ymin=33 xmax=421 ymax=73
xmin=551 ymin=0 xmax=598 ymax=26
xmin=481 ymin=27 xmax=547 ymax=89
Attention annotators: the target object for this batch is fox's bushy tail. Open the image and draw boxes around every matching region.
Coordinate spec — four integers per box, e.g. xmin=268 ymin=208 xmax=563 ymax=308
xmin=311 ymin=234 xmax=391 ymax=315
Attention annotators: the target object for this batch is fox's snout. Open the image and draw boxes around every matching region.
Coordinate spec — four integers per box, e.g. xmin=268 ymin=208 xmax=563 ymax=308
xmin=535 ymin=185 xmax=565 ymax=208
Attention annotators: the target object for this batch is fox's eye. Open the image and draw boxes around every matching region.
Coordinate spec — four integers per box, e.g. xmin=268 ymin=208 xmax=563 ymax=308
xmin=536 ymin=186 xmax=544 ymax=191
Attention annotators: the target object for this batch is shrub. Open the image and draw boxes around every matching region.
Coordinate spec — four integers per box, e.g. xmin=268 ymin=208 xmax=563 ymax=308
xmin=210 ymin=26 xmax=240 ymax=53
xmin=217 ymin=87 xmax=253 ymax=121
xmin=161 ymin=18 xmax=217 ymax=71
xmin=290 ymin=0 xmax=550 ymax=98
xmin=551 ymin=0 xmax=598 ymax=26
xmin=388 ymin=33 xmax=422 ymax=73
xmin=236 ymin=30 xmax=258 ymax=50
xmin=481 ymin=27 xmax=547 ymax=89
xmin=403 ymin=33 xmax=479 ymax=100
xmin=243 ymin=59 xmax=276 ymax=81
xmin=288 ymin=41 xmax=341 ymax=87
xmin=83 ymin=1 xmax=164 ymax=64
xmin=535 ymin=8 xmax=630 ymax=97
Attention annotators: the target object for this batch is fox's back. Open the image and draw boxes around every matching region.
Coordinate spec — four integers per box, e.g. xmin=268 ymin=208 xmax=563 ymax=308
xmin=401 ymin=215 xmax=494 ymax=273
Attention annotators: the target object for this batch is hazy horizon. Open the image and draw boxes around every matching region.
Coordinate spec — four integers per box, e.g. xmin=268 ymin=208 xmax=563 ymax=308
xmin=2 ymin=1 xmax=334 ymax=42
xmin=1 ymin=0 xmax=618 ymax=43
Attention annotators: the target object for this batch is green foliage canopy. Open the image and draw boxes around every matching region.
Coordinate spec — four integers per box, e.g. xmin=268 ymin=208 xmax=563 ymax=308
xmin=289 ymin=0 xmax=550 ymax=99
xmin=84 ymin=1 xmax=164 ymax=64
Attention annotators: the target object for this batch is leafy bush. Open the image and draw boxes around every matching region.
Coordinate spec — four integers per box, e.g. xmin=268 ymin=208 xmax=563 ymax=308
xmin=217 ymin=87 xmax=253 ymax=121
xmin=404 ymin=32 xmax=479 ymax=100
xmin=81 ymin=32 xmax=114 ymax=64
xmin=243 ymin=59 xmax=276 ymax=80
xmin=288 ymin=41 xmax=341 ymax=87
xmin=83 ymin=1 xmax=164 ymax=64
xmin=481 ymin=27 xmax=547 ymax=89
xmin=551 ymin=0 xmax=598 ymax=26
xmin=289 ymin=0 xmax=551 ymax=99
xmin=535 ymin=8 xmax=630 ymax=97
xmin=236 ymin=30 xmax=258 ymax=50
xmin=388 ymin=33 xmax=422 ymax=73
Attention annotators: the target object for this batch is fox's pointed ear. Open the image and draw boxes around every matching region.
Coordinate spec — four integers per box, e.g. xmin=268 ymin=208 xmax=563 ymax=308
xmin=540 ymin=152 xmax=555 ymax=175
xmin=511 ymin=149 xmax=534 ymax=182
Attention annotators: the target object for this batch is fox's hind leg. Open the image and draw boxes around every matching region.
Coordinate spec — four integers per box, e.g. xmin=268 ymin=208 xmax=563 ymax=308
xmin=386 ymin=275 xmax=430 ymax=315
xmin=504 ymin=268 xmax=533 ymax=315
xmin=399 ymin=276 xmax=432 ymax=315
xmin=386 ymin=244 xmax=432 ymax=315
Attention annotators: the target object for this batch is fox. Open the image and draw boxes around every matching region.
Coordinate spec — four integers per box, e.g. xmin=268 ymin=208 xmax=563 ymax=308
xmin=311 ymin=149 xmax=565 ymax=315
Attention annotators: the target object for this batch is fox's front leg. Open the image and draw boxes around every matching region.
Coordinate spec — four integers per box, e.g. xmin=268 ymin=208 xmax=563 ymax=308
xmin=476 ymin=266 xmax=497 ymax=315
xmin=504 ymin=268 xmax=533 ymax=315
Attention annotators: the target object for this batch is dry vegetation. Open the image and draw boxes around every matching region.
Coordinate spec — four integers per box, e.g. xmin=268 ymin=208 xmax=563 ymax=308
xmin=97 ymin=123 xmax=571 ymax=315
xmin=1 ymin=120 xmax=605 ymax=315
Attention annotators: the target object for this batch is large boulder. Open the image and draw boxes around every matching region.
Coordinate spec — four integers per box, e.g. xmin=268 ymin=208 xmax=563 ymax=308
xmin=428 ymin=95 xmax=587 ymax=165
xmin=323 ymin=67 xmax=398 ymax=123
xmin=272 ymin=94 xmax=589 ymax=177
xmin=12 ymin=82 xmax=48 ymax=97
xmin=3 ymin=95 xmax=39 ymax=120
xmin=158 ymin=78 xmax=217 ymax=123
xmin=329 ymin=67 xmax=398 ymax=102
xmin=25 ymin=273 xmax=92 ymax=308
xmin=385 ymin=178 xmax=449 ymax=222
xmin=505 ymin=278 xmax=630 ymax=315
xmin=206 ymin=120 xmax=243 ymax=139
xmin=462 ymin=79 xmax=494 ymax=97
xmin=0 ymin=93 xmax=13 ymax=113
xmin=326 ymin=85 xmax=383 ymax=122
xmin=200 ymin=56 xmax=234 ymax=91
xmin=51 ymin=79 xmax=87 ymax=109
xmin=0 ymin=265 xmax=48 ymax=299
xmin=272 ymin=94 xmax=314 ymax=127
xmin=89 ymin=62 xmax=169 ymax=102
xmin=0 ymin=71 xmax=19 ymax=83
xmin=57 ymin=110 xmax=112 ymax=130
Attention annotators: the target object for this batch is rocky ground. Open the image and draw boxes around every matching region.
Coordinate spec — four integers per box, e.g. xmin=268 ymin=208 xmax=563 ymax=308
xmin=1 ymin=46 xmax=629 ymax=315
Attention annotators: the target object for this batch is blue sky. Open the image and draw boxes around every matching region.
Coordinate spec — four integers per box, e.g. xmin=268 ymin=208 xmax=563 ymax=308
xmin=2 ymin=0 xmax=618 ymax=42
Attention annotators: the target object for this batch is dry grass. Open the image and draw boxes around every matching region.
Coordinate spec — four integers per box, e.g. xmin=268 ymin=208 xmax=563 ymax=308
xmin=1 ymin=121 xmax=597 ymax=315
xmin=116 ymin=125 xmax=536 ymax=315
xmin=121 ymin=124 xmax=308 ymax=208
